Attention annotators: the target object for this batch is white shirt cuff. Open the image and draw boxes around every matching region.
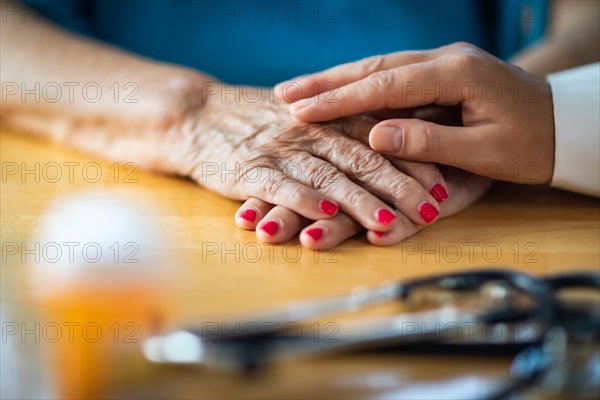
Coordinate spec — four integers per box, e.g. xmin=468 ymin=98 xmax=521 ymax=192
xmin=547 ymin=63 xmax=600 ymax=197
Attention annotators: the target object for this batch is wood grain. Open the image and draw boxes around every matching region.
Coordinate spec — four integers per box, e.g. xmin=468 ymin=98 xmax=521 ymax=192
xmin=1 ymin=130 xmax=598 ymax=399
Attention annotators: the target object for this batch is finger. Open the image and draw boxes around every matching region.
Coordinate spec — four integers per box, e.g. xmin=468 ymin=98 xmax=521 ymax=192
xmin=308 ymin=135 xmax=441 ymax=225
xmin=388 ymin=159 xmax=449 ymax=203
xmin=299 ymin=212 xmax=364 ymax=250
xmin=366 ymin=210 xmax=425 ymax=246
xmin=240 ymin=168 xmax=340 ymax=220
xmin=369 ymin=119 xmax=486 ymax=168
xmin=339 ymin=116 xmax=449 ymax=203
xmin=235 ymin=197 xmax=274 ymax=230
xmin=290 ymin=61 xmax=455 ymax=122
xmin=368 ymin=168 xmax=495 ymax=246
xmin=281 ymin=153 xmax=399 ymax=232
xmin=255 ymin=206 xmax=310 ymax=243
xmin=275 ymin=51 xmax=433 ymax=102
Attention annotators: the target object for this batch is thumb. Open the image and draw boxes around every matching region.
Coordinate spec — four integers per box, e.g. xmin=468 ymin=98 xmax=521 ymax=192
xmin=368 ymin=119 xmax=479 ymax=166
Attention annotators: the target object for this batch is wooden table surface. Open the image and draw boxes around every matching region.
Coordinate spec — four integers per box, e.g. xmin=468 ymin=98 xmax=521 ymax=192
xmin=1 ymin=130 xmax=599 ymax=399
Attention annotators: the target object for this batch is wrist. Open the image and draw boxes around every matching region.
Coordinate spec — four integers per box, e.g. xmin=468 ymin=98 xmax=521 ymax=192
xmin=169 ymin=85 xmax=289 ymax=178
xmin=146 ymin=66 xmax=217 ymax=128
xmin=102 ymin=67 xmax=218 ymax=176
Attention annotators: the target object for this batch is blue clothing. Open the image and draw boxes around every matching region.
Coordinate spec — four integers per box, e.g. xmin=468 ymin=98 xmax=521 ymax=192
xmin=23 ymin=0 xmax=548 ymax=86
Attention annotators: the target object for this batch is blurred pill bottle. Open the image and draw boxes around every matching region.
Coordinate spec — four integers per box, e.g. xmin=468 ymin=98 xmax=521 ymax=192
xmin=29 ymin=192 xmax=173 ymax=399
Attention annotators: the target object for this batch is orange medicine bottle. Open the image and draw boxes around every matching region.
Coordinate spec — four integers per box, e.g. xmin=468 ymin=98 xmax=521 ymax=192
xmin=30 ymin=193 xmax=169 ymax=399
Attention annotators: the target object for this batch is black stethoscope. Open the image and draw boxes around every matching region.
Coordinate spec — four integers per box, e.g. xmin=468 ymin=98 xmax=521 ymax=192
xmin=144 ymin=269 xmax=600 ymax=398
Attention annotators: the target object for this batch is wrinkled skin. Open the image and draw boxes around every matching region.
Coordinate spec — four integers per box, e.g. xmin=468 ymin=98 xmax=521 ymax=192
xmin=166 ymin=86 xmax=492 ymax=248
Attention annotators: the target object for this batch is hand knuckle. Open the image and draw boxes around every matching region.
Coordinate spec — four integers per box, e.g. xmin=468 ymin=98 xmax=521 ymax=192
xmin=340 ymin=187 xmax=369 ymax=208
xmin=262 ymin=173 xmax=288 ymax=198
xmin=357 ymin=55 xmax=385 ymax=76
xmin=388 ymin=178 xmax=420 ymax=202
xmin=449 ymin=41 xmax=476 ymax=51
xmin=287 ymin=184 xmax=303 ymax=203
xmin=409 ymin=124 xmax=441 ymax=157
xmin=308 ymin=164 xmax=341 ymax=190
xmin=366 ymin=70 xmax=396 ymax=91
xmin=348 ymin=147 xmax=388 ymax=179
xmin=450 ymin=50 xmax=483 ymax=72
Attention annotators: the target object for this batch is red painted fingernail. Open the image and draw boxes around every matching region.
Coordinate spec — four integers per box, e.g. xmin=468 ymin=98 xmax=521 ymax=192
xmin=240 ymin=209 xmax=257 ymax=222
xmin=320 ymin=200 xmax=338 ymax=216
xmin=261 ymin=221 xmax=279 ymax=236
xmin=430 ymin=183 xmax=449 ymax=203
xmin=372 ymin=231 xmax=386 ymax=238
xmin=376 ymin=208 xmax=396 ymax=225
xmin=419 ymin=202 xmax=440 ymax=223
xmin=305 ymin=228 xmax=323 ymax=241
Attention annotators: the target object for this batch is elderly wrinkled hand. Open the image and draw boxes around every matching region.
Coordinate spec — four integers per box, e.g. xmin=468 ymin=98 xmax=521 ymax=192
xmin=174 ymin=86 xmax=448 ymax=236
xmin=236 ymin=163 xmax=492 ymax=250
